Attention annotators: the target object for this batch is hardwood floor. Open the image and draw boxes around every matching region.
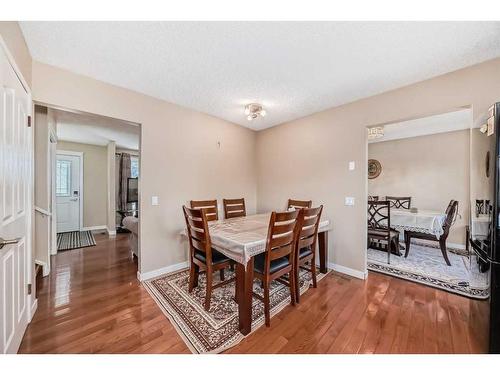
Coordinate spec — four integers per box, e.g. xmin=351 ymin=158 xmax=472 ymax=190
xmin=19 ymin=233 xmax=489 ymax=354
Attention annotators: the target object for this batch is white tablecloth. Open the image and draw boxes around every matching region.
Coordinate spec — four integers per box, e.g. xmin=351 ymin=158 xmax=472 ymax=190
xmin=390 ymin=209 xmax=446 ymax=238
xmin=182 ymin=213 xmax=331 ymax=266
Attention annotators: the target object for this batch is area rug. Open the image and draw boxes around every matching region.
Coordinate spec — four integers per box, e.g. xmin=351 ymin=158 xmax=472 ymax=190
xmin=57 ymin=230 xmax=96 ymax=251
xmin=143 ymin=267 xmax=328 ymax=354
xmin=367 ymin=242 xmax=489 ymax=299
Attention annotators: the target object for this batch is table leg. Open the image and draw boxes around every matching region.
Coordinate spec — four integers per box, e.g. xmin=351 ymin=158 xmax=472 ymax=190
xmin=237 ymin=257 xmax=254 ymax=335
xmin=318 ymin=231 xmax=328 ymax=274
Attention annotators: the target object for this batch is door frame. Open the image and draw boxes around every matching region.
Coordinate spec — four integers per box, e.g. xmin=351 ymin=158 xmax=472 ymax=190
xmin=0 ymin=35 xmax=36 ymax=337
xmin=55 ymin=150 xmax=84 ymax=232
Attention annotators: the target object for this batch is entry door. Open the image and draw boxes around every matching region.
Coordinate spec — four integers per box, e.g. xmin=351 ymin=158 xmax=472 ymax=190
xmin=0 ymin=43 xmax=32 ymax=353
xmin=56 ymin=153 xmax=81 ymax=233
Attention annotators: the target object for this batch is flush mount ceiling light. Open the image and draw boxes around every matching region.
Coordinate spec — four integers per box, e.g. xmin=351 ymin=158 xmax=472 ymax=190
xmin=244 ymin=103 xmax=266 ymax=121
xmin=367 ymin=126 xmax=384 ymax=140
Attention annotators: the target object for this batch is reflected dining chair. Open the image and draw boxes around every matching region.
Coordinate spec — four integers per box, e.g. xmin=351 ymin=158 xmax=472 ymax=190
xmin=253 ymin=210 xmax=300 ymax=326
xmin=404 ymin=200 xmax=458 ymax=266
xmin=294 ymin=205 xmax=323 ymax=303
xmin=367 ymin=200 xmax=400 ymax=264
xmin=223 ymin=198 xmax=246 ymax=219
xmin=386 ymin=196 xmax=412 ymax=210
xmin=287 ymin=199 xmax=312 ymax=210
xmin=183 ymin=206 xmax=235 ymax=311
xmin=190 ymin=199 xmax=218 ymax=221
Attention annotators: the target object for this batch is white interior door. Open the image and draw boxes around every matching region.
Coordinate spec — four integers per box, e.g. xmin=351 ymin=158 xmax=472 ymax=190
xmin=0 ymin=42 xmax=32 ymax=354
xmin=56 ymin=153 xmax=81 ymax=233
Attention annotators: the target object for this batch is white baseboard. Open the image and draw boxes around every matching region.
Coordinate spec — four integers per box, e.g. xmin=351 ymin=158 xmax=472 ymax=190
xmin=29 ymin=298 xmax=38 ymax=322
xmin=447 ymin=242 xmax=466 ymax=250
xmin=137 ymin=261 xmax=189 ymax=281
xmin=107 ymin=229 xmax=117 ymax=237
xmin=35 ymin=260 xmax=50 ymax=277
xmin=328 ymin=262 xmax=368 ymax=280
xmin=82 ymin=225 xmax=107 ymax=232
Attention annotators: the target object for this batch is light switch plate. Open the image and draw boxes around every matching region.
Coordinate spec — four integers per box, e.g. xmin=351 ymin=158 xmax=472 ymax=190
xmin=151 ymin=196 xmax=159 ymax=206
xmin=349 ymin=161 xmax=355 ymax=171
xmin=345 ymin=197 xmax=355 ymax=206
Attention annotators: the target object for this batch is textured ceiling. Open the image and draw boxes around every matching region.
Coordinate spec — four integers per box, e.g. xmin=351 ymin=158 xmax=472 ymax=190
xmin=21 ymin=22 xmax=500 ymax=130
xmin=54 ymin=108 xmax=140 ymax=150
xmin=368 ymin=108 xmax=472 ymax=144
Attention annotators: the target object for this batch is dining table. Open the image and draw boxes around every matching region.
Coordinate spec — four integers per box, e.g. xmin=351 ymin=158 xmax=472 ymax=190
xmin=390 ymin=209 xmax=447 ymax=238
xmin=184 ymin=212 xmax=331 ymax=335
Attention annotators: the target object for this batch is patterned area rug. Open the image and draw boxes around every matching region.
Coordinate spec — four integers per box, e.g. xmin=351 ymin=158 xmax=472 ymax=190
xmin=367 ymin=242 xmax=489 ymax=299
xmin=57 ymin=230 xmax=96 ymax=251
xmin=143 ymin=267 xmax=328 ymax=353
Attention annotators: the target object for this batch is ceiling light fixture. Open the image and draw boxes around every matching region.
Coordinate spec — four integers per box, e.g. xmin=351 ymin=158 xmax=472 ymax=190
xmin=367 ymin=126 xmax=384 ymax=140
xmin=245 ymin=103 xmax=266 ymax=121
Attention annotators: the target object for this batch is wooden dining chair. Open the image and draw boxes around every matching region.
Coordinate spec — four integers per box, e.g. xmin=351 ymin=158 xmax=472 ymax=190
xmin=253 ymin=210 xmax=300 ymax=327
xmin=223 ymin=198 xmax=246 ymax=219
xmin=386 ymin=196 xmax=412 ymax=210
xmin=190 ymin=199 xmax=218 ymax=221
xmin=404 ymin=200 xmax=458 ymax=266
xmin=293 ymin=205 xmax=323 ymax=303
xmin=476 ymin=199 xmax=485 ymax=216
xmin=367 ymin=201 xmax=400 ymax=264
xmin=287 ymin=199 xmax=312 ymax=210
xmin=183 ymin=206 xmax=235 ymax=311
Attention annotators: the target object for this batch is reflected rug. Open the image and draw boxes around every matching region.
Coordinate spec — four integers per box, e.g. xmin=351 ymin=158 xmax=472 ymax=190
xmin=143 ymin=267 xmax=328 ymax=353
xmin=367 ymin=242 xmax=489 ymax=299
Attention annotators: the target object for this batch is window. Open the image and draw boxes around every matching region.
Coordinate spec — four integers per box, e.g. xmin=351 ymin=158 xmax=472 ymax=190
xmin=56 ymin=159 xmax=72 ymax=196
xmin=130 ymin=157 xmax=139 ymax=178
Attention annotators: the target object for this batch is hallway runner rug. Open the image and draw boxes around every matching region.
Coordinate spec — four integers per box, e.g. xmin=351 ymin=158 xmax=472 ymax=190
xmin=57 ymin=230 xmax=96 ymax=251
xmin=143 ymin=267 xmax=329 ymax=354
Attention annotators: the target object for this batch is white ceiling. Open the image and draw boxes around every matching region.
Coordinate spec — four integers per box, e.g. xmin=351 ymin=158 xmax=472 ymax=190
xmin=54 ymin=108 xmax=140 ymax=150
xmin=368 ymin=108 xmax=472 ymax=143
xmin=21 ymin=22 xmax=500 ymax=131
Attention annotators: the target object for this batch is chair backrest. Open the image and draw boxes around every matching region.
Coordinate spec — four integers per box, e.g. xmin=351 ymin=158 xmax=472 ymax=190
xmin=476 ymin=199 xmax=485 ymax=215
xmin=386 ymin=196 xmax=411 ymax=210
xmin=367 ymin=201 xmax=391 ymax=239
xmin=442 ymin=200 xmax=459 ymax=238
xmin=263 ymin=210 xmax=300 ymax=275
xmin=295 ymin=205 xmax=323 ymax=253
xmin=182 ymin=205 xmax=213 ymax=261
xmin=223 ymin=198 xmax=246 ymax=219
xmin=190 ymin=199 xmax=218 ymax=221
xmin=287 ymin=199 xmax=312 ymax=210
xmin=368 ymin=195 xmax=379 ymax=201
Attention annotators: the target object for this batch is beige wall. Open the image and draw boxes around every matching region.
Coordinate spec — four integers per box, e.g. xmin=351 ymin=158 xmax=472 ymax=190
xmin=57 ymin=141 xmax=108 ymax=229
xmin=33 ymin=61 xmax=258 ymax=275
xmin=257 ymin=57 xmax=500 ymax=275
xmin=368 ymin=130 xmax=470 ymax=246
xmin=0 ymin=22 xmax=32 ymax=87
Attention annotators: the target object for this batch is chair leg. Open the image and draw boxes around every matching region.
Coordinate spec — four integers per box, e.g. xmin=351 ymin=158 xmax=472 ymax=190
xmin=189 ymin=263 xmax=199 ymax=292
xmin=289 ymin=271 xmax=296 ymax=306
xmin=263 ymin=282 xmax=270 ymax=327
xmin=311 ymin=259 xmax=317 ymax=289
xmin=439 ymin=238 xmax=452 ymax=266
xmin=204 ymin=268 xmax=213 ymax=311
xmin=188 ymin=263 xmax=196 ymax=293
xmin=404 ymin=233 xmax=411 ymax=258
xmin=294 ymin=260 xmax=301 ymax=304
xmin=219 ymin=269 xmax=225 ymax=281
xmin=387 ymin=240 xmax=391 ymax=264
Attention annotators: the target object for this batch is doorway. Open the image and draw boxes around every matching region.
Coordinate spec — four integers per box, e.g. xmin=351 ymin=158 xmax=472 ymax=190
xmin=55 ymin=151 xmax=83 ymax=233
